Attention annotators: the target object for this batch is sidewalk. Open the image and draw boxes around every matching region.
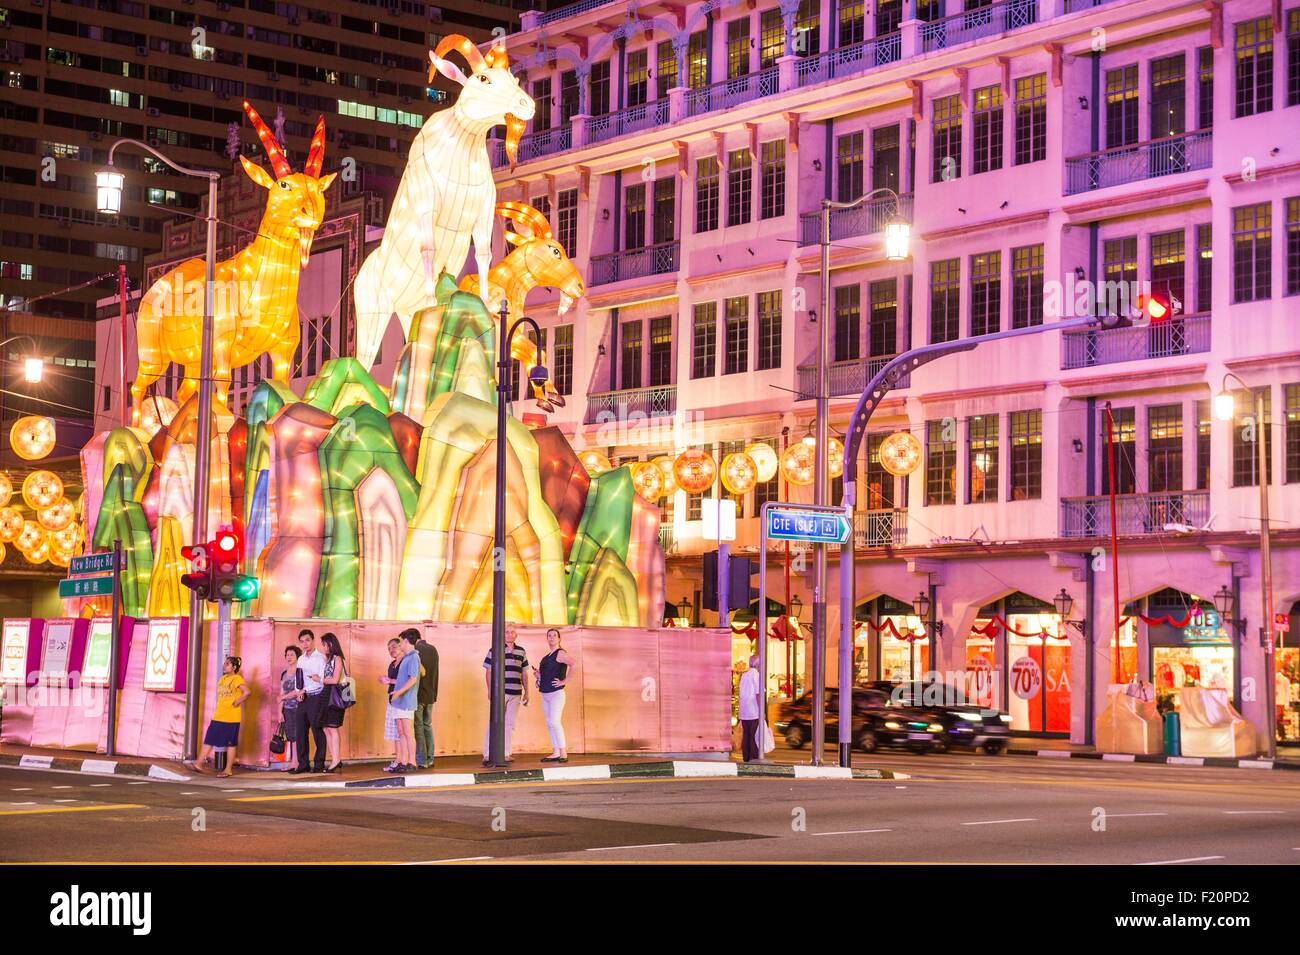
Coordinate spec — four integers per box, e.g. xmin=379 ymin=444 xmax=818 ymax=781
xmin=1004 ymin=735 xmax=1300 ymax=770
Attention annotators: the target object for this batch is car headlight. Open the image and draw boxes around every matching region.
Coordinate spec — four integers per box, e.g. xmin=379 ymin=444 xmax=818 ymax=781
xmin=928 ymin=723 xmax=944 ymax=733
xmin=999 ymin=714 xmax=1013 ymax=723
xmin=885 ymin=721 xmax=901 ymax=730
xmin=955 ymin=711 xmax=983 ymax=721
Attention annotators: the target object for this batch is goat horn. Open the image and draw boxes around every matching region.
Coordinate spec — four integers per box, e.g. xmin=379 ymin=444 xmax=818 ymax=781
xmin=434 ymin=35 xmax=485 ymax=73
xmin=304 ymin=115 xmax=327 ymax=179
xmin=496 ymin=201 xmax=553 ymax=240
xmin=483 ymin=41 xmax=510 ymax=71
xmin=242 ymin=101 xmax=292 ymax=179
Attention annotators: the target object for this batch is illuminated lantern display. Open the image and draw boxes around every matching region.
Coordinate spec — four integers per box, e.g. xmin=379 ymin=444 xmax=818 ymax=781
xmin=0 ymin=541 xmax=5 ymax=564
xmin=38 ymin=499 xmax=75 ymax=532
xmin=879 ymin=431 xmax=923 ymax=476
xmin=0 ymin=471 xmax=11 ymax=508
xmin=15 ymin=519 xmax=43 ymax=553
xmin=22 ymin=470 xmax=63 ymax=510
xmin=0 ymin=506 xmax=22 ymax=542
xmin=720 ymin=452 xmax=758 ymax=495
xmin=745 ymin=442 xmax=779 ymax=483
xmin=652 ymin=456 xmax=678 ymax=497
xmin=579 ymin=450 xmax=613 ymax=476
xmin=673 ymin=449 xmax=717 ymax=494
xmin=780 ymin=442 xmax=817 ymax=486
xmin=136 ymin=395 xmax=179 ymax=437
xmin=49 ymin=548 xmax=71 ymax=568
xmin=631 ymin=461 xmax=664 ymax=502
xmin=827 ymin=437 xmax=845 ymax=480
xmin=24 ymin=537 xmax=50 ymax=564
xmin=52 ymin=522 xmax=82 ymax=552
xmin=10 ymin=415 xmax=56 ymax=461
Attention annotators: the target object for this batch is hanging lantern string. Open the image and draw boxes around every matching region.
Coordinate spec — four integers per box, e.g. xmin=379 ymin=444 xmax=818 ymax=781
xmin=968 ymin=606 xmax=1205 ymax=640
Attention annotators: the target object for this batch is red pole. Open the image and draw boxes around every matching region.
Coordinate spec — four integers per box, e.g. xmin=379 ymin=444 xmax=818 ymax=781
xmin=1104 ymin=403 xmax=1122 ymax=683
xmin=118 ymin=264 xmax=128 ymax=426
xmin=784 ymin=430 xmax=793 ymax=698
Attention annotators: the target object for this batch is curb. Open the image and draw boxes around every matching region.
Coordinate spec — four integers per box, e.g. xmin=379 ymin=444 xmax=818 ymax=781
xmin=0 ymin=752 xmax=190 ymax=781
xmin=1008 ymin=746 xmax=1300 ymax=771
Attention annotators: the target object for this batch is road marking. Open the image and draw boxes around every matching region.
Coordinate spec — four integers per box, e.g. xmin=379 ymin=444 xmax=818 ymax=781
xmin=53 ymin=799 xmax=76 ymax=803
xmin=10 ymin=788 xmax=31 ymax=792
xmin=232 ymin=775 xmax=804 ymax=802
xmin=0 ymin=803 xmax=144 ymax=816
xmin=127 ymin=782 xmax=149 ymax=786
xmin=1106 ymin=812 xmax=1167 ymax=818
xmin=586 ymin=843 xmax=678 ymax=852
xmin=8 ymin=802 xmax=35 ymax=806
xmin=400 ymin=856 xmax=493 ymax=864
xmin=1223 ymin=810 xmax=1285 ymax=814
xmin=1137 ymin=856 xmax=1225 ymax=865
xmin=962 ymin=817 xmax=1037 ymax=826
xmin=51 ymin=786 xmax=72 ymax=790
xmin=812 ymin=828 xmax=893 ymax=836
xmin=90 ymin=783 xmax=111 ymax=788
xmin=180 ymin=791 xmax=200 ymax=795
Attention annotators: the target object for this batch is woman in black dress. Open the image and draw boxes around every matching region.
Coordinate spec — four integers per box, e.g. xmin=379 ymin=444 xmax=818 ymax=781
xmin=319 ymin=633 xmax=348 ymax=773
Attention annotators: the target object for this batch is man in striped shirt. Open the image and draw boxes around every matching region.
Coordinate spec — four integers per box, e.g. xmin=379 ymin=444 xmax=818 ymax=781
xmin=482 ymin=623 xmax=530 ymax=765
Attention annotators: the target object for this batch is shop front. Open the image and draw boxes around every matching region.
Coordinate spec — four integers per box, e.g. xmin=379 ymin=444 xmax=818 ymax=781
xmin=1142 ymin=589 xmax=1236 ymax=718
xmin=856 ymin=595 xmax=927 ymax=684
xmin=1279 ymin=600 xmax=1299 ymax=746
xmin=966 ymin=592 xmax=1071 ymax=735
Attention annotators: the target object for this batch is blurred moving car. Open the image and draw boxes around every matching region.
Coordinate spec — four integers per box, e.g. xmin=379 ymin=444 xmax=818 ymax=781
xmin=865 ymin=680 xmax=1012 ymax=754
xmin=775 ymin=687 xmax=944 ymax=753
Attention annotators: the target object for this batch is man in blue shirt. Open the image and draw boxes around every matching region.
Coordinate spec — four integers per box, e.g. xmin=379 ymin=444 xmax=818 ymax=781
xmin=388 ymin=632 xmax=422 ymax=773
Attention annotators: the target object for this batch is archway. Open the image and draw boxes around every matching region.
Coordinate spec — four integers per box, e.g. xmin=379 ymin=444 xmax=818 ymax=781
xmin=968 ymin=591 xmax=1071 ymax=735
xmin=855 ymin=593 xmax=924 ymax=684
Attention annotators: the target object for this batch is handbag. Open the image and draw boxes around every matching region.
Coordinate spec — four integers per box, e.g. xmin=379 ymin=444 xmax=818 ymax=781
xmin=330 ymin=675 xmax=358 ymax=710
xmin=762 ymin=721 xmax=776 ymax=755
xmin=269 ymin=721 xmax=287 ymax=755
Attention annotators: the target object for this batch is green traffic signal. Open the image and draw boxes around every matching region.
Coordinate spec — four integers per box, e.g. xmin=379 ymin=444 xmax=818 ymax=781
xmin=232 ymin=575 xmax=259 ymax=601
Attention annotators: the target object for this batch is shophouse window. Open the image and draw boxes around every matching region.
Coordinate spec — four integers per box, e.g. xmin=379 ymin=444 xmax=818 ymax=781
xmin=1011 ymin=244 xmax=1043 ymax=328
xmin=876 ymin=0 xmax=901 ymax=36
xmin=1014 ymin=73 xmax=1046 ymax=165
xmin=727 ymin=148 xmax=753 ymax=227
xmin=1196 ymin=223 xmax=1213 ymax=312
xmin=727 ymin=17 xmax=751 ymax=79
xmin=838 ymin=0 xmax=864 ymax=46
xmin=760 ymin=140 xmax=786 ymax=220
xmin=560 ymin=69 xmax=579 ymax=123
xmin=836 ymin=131 xmax=864 ymax=202
xmin=626 ymin=49 xmax=648 ymax=108
xmin=930 ymin=258 xmax=960 ymax=343
xmin=1148 ymin=404 xmax=1184 ymax=492
xmin=532 ymin=77 xmax=552 ymax=133
xmin=621 ymin=319 xmax=643 ymax=389
xmin=531 ymin=195 xmax=551 ymax=222
xmin=926 ymin=419 xmax=956 ymax=505
xmin=1231 ymin=388 xmax=1273 ymax=486
xmin=970 ymin=251 xmax=1001 ymax=336
xmin=872 ymin=124 xmax=900 ymax=193
xmin=1009 ymin=410 xmax=1042 ymax=500
xmin=696 ymin=156 xmax=719 ymax=233
xmin=649 ymin=316 xmax=673 ymax=386
xmin=1289 ymin=10 xmax=1300 ymax=106
xmin=795 ymin=0 xmax=820 ymax=56
xmin=866 ymin=433 xmax=897 ymax=509
xmin=868 ymin=279 xmax=898 ymax=356
xmin=1196 ymin=398 xmax=1211 ymax=490
xmin=1197 ymin=46 xmax=1214 ymax=129
xmin=724 ymin=295 xmax=749 ymax=375
xmin=1287 ymin=197 xmax=1300 ymax=295
xmin=1150 ymin=230 xmax=1186 ymax=314
xmin=553 ymin=324 xmax=573 ymax=396
xmin=834 ymin=284 xmax=861 ymax=361
xmin=557 ymin=189 xmax=577 ymax=258
xmin=1235 ymin=17 xmax=1274 ymax=117
xmin=1232 ymin=202 xmax=1272 ymax=302
xmin=1150 ymin=54 xmax=1185 ymax=139
xmin=1105 ymin=65 xmax=1139 ymax=147
xmin=656 ymin=41 xmax=676 ymax=99
xmin=624 ymin=182 xmax=646 ymax=251
xmin=652 ymin=177 xmax=675 ymax=245
xmin=1103 ymin=236 xmax=1137 ymax=319
xmin=589 ymin=60 xmax=610 ymax=117
xmin=1286 ymin=384 xmax=1300 ymax=483
xmin=967 ymin=414 xmax=999 ymax=503
xmin=692 ymin=301 xmax=717 ymax=379
xmin=688 ymin=30 xmax=709 ymax=89
xmin=757 ymin=289 xmax=782 ymax=370
xmin=1101 ymin=407 xmax=1136 ymax=495
xmin=760 ymin=9 xmax=784 ymax=68
xmin=932 ymin=94 xmax=962 ymax=182
xmin=972 ymin=84 xmax=1003 ymax=174
xmin=753 ymin=436 xmax=780 ymax=509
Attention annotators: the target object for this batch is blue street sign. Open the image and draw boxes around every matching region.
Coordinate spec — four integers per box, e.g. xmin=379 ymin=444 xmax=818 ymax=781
xmin=764 ymin=506 xmax=851 ymax=544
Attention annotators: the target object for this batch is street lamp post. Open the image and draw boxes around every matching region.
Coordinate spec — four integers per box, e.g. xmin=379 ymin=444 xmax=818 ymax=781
xmin=1214 ymin=373 xmax=1276 ymax=758
xmin=99 ymin=141 xmax=219 ymax=761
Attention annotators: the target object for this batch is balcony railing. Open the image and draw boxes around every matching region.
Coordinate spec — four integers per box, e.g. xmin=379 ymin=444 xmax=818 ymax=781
xmin=795 ymin=32 xmax=902 ymax=87
xmin=589 ymin=240 xmax=679 ymax=286
xmin=491 ymin=125 xmax=572 ymax=167
xmin=1061 ymin=313 xmax=1211 ymax=369
xmin=1064 ymin=0 xmax=1122 ymax=10
xmin=1061 ymin=491 xmax=1210 ymax=538
xmin=586 ymin=99 xmax=669 ymax=145
xmin=1064 ymin=130 xmax=1212 ymax=195
xmin=798 ymin=192 xmax=914 ymax=246
xmin=659 ymin=523 xmax=677 ymax=556
xmin=537 ymin=0 xmax=617 ymax=25
xmin=584 ymin=383 xmax=677 ymax=425
xmin=921 ymin=0 xmax=1038 ymax=52
xmin=855 ymin=508 xmax=907 ymax=548
xmin=796 ymin=355 xmax=911 ymax=399
xmin=685 ymin=67 xmax=779 ymax=118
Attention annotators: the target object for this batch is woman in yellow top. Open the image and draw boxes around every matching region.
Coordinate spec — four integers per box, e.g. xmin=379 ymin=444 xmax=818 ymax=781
xmin=195 ymin=656 xmax=251 ymax=777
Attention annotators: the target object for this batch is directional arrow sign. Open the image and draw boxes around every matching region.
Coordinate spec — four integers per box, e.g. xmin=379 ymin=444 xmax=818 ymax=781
xmin=764 ymin=506 xmax=852 ymax=545
xmin=58 ymin=575 xmax=114 ymax=599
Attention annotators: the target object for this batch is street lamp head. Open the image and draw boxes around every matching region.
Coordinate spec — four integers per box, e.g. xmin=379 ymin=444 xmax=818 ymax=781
xmin=912 ymin=590 xmax=931 ymax=619
xmin=527 ymin=364 xmax=548 ymax=388
xmin=96 ymin=169 xmax=125 ymax=215
xmin=22 ymin=358 xmax=43 ymax=384
xmin=790 ymin=594 xmax=803 ymax=619
xmin=1054 ymin=588 xmax=1074 ymax=620
xmin=1213 ymin=389 xmax=1235 ymax=422
xmin=1213 ymin=585 xmax=1233 ymax=618
xmin=884 ymin=218 xmax=911 ymax=261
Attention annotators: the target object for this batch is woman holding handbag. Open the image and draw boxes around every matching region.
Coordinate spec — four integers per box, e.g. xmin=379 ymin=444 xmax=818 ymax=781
xmin=319 ymin=633 xmax=350 ymax=773
xmin=276 ymin=645 xmax=305 ymax=767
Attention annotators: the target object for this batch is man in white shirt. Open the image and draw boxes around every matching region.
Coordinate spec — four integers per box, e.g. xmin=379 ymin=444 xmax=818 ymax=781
xmin=291 ymin=629 xmax=328 ymax=775
xmin=738 ymin=654 xmax=763 ymax=763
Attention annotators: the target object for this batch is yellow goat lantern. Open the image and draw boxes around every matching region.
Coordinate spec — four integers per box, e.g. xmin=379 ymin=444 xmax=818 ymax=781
xmin=130 ymin=101 xmax=337 ymax=420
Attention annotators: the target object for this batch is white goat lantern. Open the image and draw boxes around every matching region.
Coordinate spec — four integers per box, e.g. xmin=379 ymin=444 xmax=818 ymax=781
xmin=353 ymin=36 xmax=534 ymax=369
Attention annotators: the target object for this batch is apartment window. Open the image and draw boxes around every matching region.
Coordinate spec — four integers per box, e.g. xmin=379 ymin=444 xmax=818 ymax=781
xmin=930 ymin=258 xmax=960 ymax=343
xmin=760 ymin=9 xmax=784 ymax=68
xmin=688 ymin=31 xmax=709 ymax=89
xmin=834 ymin=284 xmax=861 ymax=362
xmin=968 ymin=414 xmax=999 ymax=503
xmin=926 ymin=420 xmax=956 ymax=505
xmin=972 ymin=84 xmax=1003 ymax=175
xmin=970 ymin=251 xmax=1001 ymax=336
xmin=839 ymin=0 xmax=865 ymax=46
xmin=753 ymin=437 xmax=780 ymax=509
xmin=560 ymin=69 xmax=579 ymax=123
xmin=868 ymin=279 xmax=898 ymax=357
xmin=692 ymin=302 xmax=717 ymax=379
xmin=932 ymin=95 xmax=962 ymax=182
xmin=876 ymin=0 xmax=902 ymax=36
xmin=589 ymin=60 xmax=610 ymax=117
xmin=795 ymin=0 xmax=821 ymax=56
xmin=1010 ymin=244 xmax=1043 ymax=329
xmin=1287 ymin=197 xmax=1300 ymax=295
xmin=1148 ymin=404 xmax=1184 ymax=492
xmin=656 ymin=41 xmax=676 ymax=99
xmin=1231 ymin=388 xmax=1273 ymax=486
xmin=653 ymin=177 xmax=675 ymax=245
xmin=1150 ymin=55 xmax=1186 ymax=139
xmin=1105 ymin=65 xmax=1139 ymax=148
xmin=532 ymin=78 xmax=552 ymax=133
xmin=557 ymin=188 xmax=577 ymax=258
xmin=649 ymin=316 xmax=673 ymax=386
xmin=1150 ymin=230 xmax=1186 ymax=315
xmin=727 ymin=148 xmax=753 ymax=227
xmin=1014 ymin=73 xmax=1047 ymax=165
xmin=624 ymin=182 xmax=646 ymax=251
xmin=1235 ymin=16 xmax=1274 ymax=117
xmin=626 ymin=49 xmax=648 ymax=108
xmin=1102 ymin=407 xmax=1136 ymax=495
xmin=1103 ymin=236 xmax=1137 ymax=318
xmin=553 ymin=324 xmax=573 ymax=396
xmin=696 ymin=156 xmax=719 ymax=233
xmin=531 ymin=195 xmax=552 ymax=223
xmin=866 ymin=433 xmax=896 ymax=509
xmin=727 ymin=18 xmax=751 ymax=79
xmin=917 ymin=0 xmax=941 ymax=20
xmin=760 ymin=140 xmax=785 ymax=220
xmin=1233 ymin=202 xmax=1272 ymax=302
xmin=1197 ymin=46 xmax=1214 ymax=129
xmin=1196 ymin=398 xmax=1211 ymax=490
xmin=836 ymin=131 xmax=864 ymax=202
xmin=872 ymin=124 xmax=900 ymax=193
xmin=724 ymin=295 xmax=749 ymax=375
xmin=1287 ymin=384 xmax=1300 ymax=483
xmin=1290 ymin=9 xmax=1300 ymax=106
xmin=621 ymin=320 xmax=643 ymax=389
xmin=1009 ymin=410 xmax=1042 ymax=500
xmin=1196 ymin=223 xmax=1213 ymax=312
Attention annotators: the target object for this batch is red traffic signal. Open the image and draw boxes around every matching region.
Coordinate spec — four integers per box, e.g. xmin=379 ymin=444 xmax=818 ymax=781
xmin=180 ymin=542 xmax=212 ymax=599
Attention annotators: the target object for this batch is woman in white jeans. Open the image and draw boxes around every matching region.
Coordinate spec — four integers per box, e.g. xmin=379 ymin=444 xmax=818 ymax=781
xmin=534 ymin=628 xmax=576 ymax=763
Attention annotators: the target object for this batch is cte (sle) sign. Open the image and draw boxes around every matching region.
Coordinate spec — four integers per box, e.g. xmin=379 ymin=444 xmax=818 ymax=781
xmin=764 ymin=506 xmax=852 ymax=545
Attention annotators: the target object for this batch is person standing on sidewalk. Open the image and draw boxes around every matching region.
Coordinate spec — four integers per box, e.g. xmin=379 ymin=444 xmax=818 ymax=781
xmin=291 ymin=629 xmax=327 ymax=775
xmin=380 ymin=638 xmax=402 ymax=771
xmin=410 ymin=629 xmax=439 ymax=768
xmin=535 ymin=628 xmax=576 ymax=763
xmin=738 ymin=654 xmax=762 ymax=763
xmin=482 ymin=623 xmax=529 ymax=766
xmin=195 ymin=656 xmax=249 ymax=777
xmin=387 ymin=631 xmax=421 ymax=772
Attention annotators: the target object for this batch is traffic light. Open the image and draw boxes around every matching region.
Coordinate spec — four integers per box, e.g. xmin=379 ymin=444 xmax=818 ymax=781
xmin=702 ymin=549 xmax=719 ymax=612
xmin=728 ymin=555 xmax=760 ymax=609
xmin=180 ymin=542 xmax=212 ymax=600
xmin=210 ymin=524 xmax=258 ymax=603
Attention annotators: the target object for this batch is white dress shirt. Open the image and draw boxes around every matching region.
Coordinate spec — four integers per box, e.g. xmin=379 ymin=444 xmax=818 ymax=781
xmin=299 ymin=648 xmax=326 ymax=696
xmin=738 ymin=668 xmax=762 ymax=721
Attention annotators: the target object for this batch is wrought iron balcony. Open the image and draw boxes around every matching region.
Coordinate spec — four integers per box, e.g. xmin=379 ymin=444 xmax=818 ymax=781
xmin=796 ymin=355 xmax=910 ymax=399
xmin=1061 ymin=491 xmax=1210 ymax=538
xmin=584 ymin=383 xmax=677 ymax=425
xmin=491 ymin=125 xmax=572 ymax=168
xmin=685 ymin=67 xmax=779 ymax=118
xmin=586 ymin=99 xmax=669 ymax=145
xmin=795 ymin=32 xmax=901 ymax=87
xmin=1064 ymin=0 xmax=1122 ymax=10
xmin=798 ymin=192 xmax=913 ymax=247
xmin=589 ymin=240 xmax=679 ymax=286
xmin=659 ymin=523 xmax=677 ymax=556
xmin=1061 ymin=313 xmax=1210 ymax=369
xmin=537 ymin=0 xmax=617 ymax=26
xmin=1064 ymin=130 xmax=1212 ymax=195
xmin=921 ymin=0 xmax=1038 ymax=52
xmin=855 ymin=508 xmax=907 ymax=548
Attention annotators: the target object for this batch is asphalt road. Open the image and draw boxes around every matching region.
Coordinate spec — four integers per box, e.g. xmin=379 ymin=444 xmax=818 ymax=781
xmin=2 ymin=753 xmax=1297 ymax=864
